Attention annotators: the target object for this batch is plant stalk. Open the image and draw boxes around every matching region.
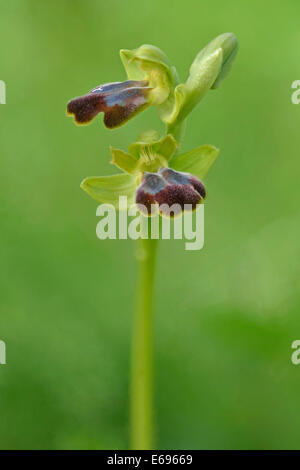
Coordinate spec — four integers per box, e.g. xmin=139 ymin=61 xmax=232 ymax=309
xmin=166 ymin=119 xmax=186 ymax=147
xmin=130 ymin=225 xmax=158 ymax=450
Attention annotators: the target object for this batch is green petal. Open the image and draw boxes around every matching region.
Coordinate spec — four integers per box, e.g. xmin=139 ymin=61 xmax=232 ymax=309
xmin=170 ymin=144 xmax=219 ymax=179
xmin=110 ymin=146 xmax=138 ymax=175
xmin=129 ymin=134 xmax=177 ymax=161
xmin=80 ymin=174 xmax=136 ymax=207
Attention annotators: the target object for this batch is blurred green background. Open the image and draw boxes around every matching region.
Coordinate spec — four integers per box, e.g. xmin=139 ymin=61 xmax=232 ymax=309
xmin=1 ymin=0 xmax=300 ymax=450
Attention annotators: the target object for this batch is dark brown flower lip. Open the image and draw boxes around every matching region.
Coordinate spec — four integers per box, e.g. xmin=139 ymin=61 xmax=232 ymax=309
xmin=66 ymin=80 xmax=152 ymax=129
xmin=158 ymin=167 xmax=206 ymax=199
xmin=136 ymin=169 xmax=206 ymax=217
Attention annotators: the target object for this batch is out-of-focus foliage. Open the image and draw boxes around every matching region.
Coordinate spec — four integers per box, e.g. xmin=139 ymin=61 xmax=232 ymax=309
xmin=0 ymin=0 xmax=300 ymax=450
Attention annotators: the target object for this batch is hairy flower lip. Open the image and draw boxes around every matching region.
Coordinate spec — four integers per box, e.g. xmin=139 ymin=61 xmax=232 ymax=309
xmin=135 ymin=169 xmax=206 ymax=217
xmin=139 ymin=171 xmax=166 ymax=194
xmin=158 ymin=167 xmax=206 ymax=199
xmin=66 ymin=80 xmax=152 ymax=128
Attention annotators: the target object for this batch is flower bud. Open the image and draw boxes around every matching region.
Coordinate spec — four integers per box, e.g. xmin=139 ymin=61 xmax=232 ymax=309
xmin=67 ymin=80 xmax=152 ymax=128
xmin=162 ymin=33 xmax=238 ymax=133
xmin=192 ymin=32 xmax=238 ymax=89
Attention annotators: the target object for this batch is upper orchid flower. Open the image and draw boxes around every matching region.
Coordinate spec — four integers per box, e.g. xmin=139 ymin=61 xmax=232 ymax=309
xmin=67 ymin=80 xmax=153 ymax=128
xmin=67 ymin=43 xmax=177 ymax=129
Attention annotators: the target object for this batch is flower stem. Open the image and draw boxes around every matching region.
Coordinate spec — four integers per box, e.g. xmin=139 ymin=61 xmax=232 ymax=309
xmin=130 ymin=226 xmax=158 ymax=450
xmin=166 ymin=119 xmax=186 ymax=147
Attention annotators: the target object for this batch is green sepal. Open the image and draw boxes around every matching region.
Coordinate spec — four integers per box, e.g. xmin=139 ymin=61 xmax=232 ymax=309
xmin=80 ymin=174 xmax=136 ymax=207
xmin=110 ymin=146 xmax=138 ymax=175
xmin=129 ymin=134 xmax=178 ymax=161
xmin=170 ymin=144 xmax=219 ymax=180
xmin=120 ymin=44 xmax=171 ymax=80
xmin=120 ymin=44 xmax=178 ymax=106
xmin=110 ymin=134 xmax=178 ymax=175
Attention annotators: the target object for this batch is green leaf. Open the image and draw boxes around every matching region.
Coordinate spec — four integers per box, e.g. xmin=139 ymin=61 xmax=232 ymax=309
xmin=110 ymin=146 xmax=138 ymax=175
xmin=170 ymin=144 xmax=219 ymax=179
xmin=80 ymin=174 xmax=136 ymax=207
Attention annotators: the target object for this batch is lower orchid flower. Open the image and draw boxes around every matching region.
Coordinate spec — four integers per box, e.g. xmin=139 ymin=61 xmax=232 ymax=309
xmin=80 ymin=131 xmax=218 ymax=217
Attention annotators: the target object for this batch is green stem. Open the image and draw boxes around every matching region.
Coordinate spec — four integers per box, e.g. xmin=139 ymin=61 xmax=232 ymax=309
xmin=130 ymin=227 xmax=158 ymax=450
xmin=166 ymin=118 xmax=186 ymax=148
